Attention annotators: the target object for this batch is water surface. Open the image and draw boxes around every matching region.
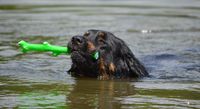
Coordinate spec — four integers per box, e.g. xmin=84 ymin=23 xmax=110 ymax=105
xmin=0 ymin=0 xmax=200 ymax=108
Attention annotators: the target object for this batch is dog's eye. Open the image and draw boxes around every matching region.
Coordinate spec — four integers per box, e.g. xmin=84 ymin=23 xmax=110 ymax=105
xmin=100 ymin=46 xmax=106 ymax=50
xmin=84 ymin=32 xmax=90 ymax=37
xmin=77 ymin=38 xmax=82 ymax=44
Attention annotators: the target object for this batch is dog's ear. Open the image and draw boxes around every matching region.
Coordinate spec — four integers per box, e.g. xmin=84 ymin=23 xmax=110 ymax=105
xmin=118 ymin=42 xmax=148 ymax=77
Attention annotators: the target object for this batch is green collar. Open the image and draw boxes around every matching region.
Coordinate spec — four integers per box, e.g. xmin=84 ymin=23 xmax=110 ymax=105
xmin=91 ymin=51 xmax=99 ymax=60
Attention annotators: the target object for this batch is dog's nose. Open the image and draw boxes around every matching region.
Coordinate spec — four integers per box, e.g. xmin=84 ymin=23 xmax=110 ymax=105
xmin=72 ymin=35 xmax=83 ymax=44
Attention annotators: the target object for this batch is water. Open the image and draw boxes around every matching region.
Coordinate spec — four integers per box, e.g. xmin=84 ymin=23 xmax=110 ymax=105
xmin=0 ymin=0 xmax=200 ymax=108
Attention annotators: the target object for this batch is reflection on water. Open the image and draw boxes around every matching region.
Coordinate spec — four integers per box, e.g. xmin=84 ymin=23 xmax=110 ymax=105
xmin=1 ymin=77 xmax=200 ymax=109
xmin=0 ymin=0 xmax=200 ymax=108
xmin=68 ymin=79 xmax=136 ymax=109
xmin=0 ymin=76 xmax=71 ymax=108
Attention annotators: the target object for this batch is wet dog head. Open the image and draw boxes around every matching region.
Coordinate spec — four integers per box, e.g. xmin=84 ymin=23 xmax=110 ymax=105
xmin=67 ymin=30 xmax=148 ymax=79
xmin=67 ymin=30 xmax=100 ymax=77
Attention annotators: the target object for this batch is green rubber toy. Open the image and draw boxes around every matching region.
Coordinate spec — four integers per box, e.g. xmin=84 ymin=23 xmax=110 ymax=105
xmin=18 ymin=40 xmax=70 ymax=56
xmin=18 ymin=40 xmax=99 ymax=60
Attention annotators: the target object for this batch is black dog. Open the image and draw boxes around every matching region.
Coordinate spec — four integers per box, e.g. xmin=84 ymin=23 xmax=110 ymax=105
xmin=67 ymin=30 xmax=148 ymax=79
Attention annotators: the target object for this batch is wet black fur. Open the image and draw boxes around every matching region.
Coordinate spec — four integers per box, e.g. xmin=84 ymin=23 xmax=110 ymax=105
xmin=67 ymin=30 xmax=148 ymax=79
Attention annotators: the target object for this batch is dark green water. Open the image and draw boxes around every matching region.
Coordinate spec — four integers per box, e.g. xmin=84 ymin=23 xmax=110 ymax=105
xmin=0 ymin=0 xmax=200 ymax=108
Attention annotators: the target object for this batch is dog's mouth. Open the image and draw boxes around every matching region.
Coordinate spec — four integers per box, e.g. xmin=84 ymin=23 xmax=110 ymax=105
xmin=69 ymin=47 xmax=100 ymax=65
xmin=70 ymin=46 xmax=80 ymax=53
xmin=68 ymin=35 xmax=100 ymax=61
